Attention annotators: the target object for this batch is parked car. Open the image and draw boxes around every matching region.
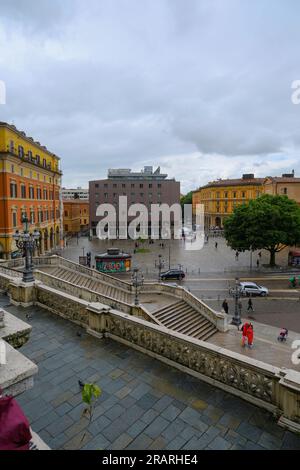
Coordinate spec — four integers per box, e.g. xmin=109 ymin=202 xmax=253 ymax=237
xmin=238 ymin=281 xmax=269 ymax=297
xmin=160 ymin=269 xmax=185 ymax=281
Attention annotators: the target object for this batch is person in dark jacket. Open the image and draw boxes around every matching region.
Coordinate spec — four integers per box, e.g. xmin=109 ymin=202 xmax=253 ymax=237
xmin=222 ymin=299 xmax=229 ymax=314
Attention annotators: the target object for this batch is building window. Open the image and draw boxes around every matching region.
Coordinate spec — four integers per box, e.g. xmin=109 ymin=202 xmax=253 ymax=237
xmin=104 ymin=183 xmax=108 ymax=188
xmin=37 ymin=188 xmax=41 ymax=199
xmin=30 ymin=211 xmax=35 ymax=224
xmin=233 ymin=191 xmax=237 ymax=198
xmin=43 ymin=189 xmax=48 ymax=200
xmin=9 ymin=140 xmax=14 ymax=153
xmin=149 ymin=183 xmax=152 ymax=188
xmin=21 ymin=185 xmax=26 ymax=198
xmin=158 ymin=183 xmax=161 ymax=188
xmin=282 ymin=187 xmax=288 ymax=195
xmin=242 ymin=191 xmax=246 ymax=198
xmin=28 ymin=150 xmax=32 ymax=159
xmin=65 ymin=225 xmax=68 ymax=231
xmin=224 ymin=192 xmax=228 ymax=198
xmin=36 ymin=155 xmax=40 ymax=164
xmin=95 ymin=183 xmax=99 ymax=188
xmin=216 ymin=192 xmax=220 ymax=198
xmin=131 ymin=183 xmax=135 ymax=188
xmin=42 ymin=158 xmax=47 ymax=168
xmin=11 ymin=164 xmax=14 ymax=173
xmin=29 ymin=186 xmax=34 ymax=199
xmin=122 ymin=184 xmax=126 ymax=188
xmin=18 ymin=146 xmax=24 ymax=158
xmin=20 ymin=168 xmax=23 ymax=176
xmin=140 ymin=184 xmax=143 ymax=188
xmin=12 ymin=212 xmax=17 ymax=228
xmin=104 ymin=193 xmax=108 ymax=199
xmin=10 ymin=182 xmax=17 ymax=198
xmin=113 ymin=183 xmax=117 ymax=188
xmin=140 ymin=193 xmax=144 ymax=197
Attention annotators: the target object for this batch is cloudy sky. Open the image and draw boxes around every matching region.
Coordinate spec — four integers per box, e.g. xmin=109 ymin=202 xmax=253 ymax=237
xmin=0 ymin=0 xmax=300 ymax=193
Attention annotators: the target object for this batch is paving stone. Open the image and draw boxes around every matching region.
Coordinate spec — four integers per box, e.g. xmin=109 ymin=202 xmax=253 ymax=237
xmin=208 ymin=436 xmax=232 ymax=450
xmin=110 ymin=433 xmax=133 ymax=450
xmin=31 ymin=410 xmax=60 ymax=433
xmin=144 ymin=416 xmax=171 ymax=439
xmin=126 ymin=433 xmax=154 ymax=450
xmin=178 ymin=407 xmax=209 ymax=433
xmin=161 ymin=419 xmax=186 ymax=441
xmin=140 ymin=409 xmax=160 ymax=425
xmin=258 ymin=431 xmax=282 ymax=450
xmin=104 ymin=404 xmax=126 ymax=421
xmin=88 ymin=415 xmax=111 ymax=437
xmin=166 ymin=436 xmax=187 ymax=450
xmin=282 ymin=431 xmax=300 ymax=450
xmin=160 ymin=404 xmax=182 ymax=422
xmin=82 ymin=433 xmax=110 ymax=450
xmin=127 ymin=419 xmax=149 ymax=438
xmin=136 ymin=392 xmax=159 ymax=410
xmin=51 ymin=390 xmax=74 ymax=408
xmin=64 ymin=430 xmax=93 ymax=450
xmin=115 ymin=386 xmax=132 ymax=399
xmin=130 ymin=383 xmax=151 ymax=399
xmin=236 ymin=421 xmax=263 ymax=443
xmin=153 ymin=395 xmax=174 ymax=412
xmin=47 ymin=415 xmax=74 ymax=437
xmin=219 ymin=413 xmax=241 ymax=430
xmin=148 ymin=436 xmax=167 ymax=450
xmin=55 ymin=402 xmax=73 ymax=417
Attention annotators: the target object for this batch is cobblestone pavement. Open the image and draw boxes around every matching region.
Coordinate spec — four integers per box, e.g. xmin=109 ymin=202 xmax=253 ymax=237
xmin=2 ymin=295 xmax=300 ymax=450
xmin=62 ymin=235 xmax=294 ymax=275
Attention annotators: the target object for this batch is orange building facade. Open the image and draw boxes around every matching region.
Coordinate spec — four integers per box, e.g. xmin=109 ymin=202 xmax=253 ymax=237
xmin=63 ymin=200 xmax=89 ymax=235
xmin=0 ymin=122 xmax=62 ymax=259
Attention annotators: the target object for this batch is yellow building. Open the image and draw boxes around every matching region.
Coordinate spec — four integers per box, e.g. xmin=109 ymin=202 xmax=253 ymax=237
xmin=0 ymin=122 xmax=62 ymax=259
xmin=192 ymin=174 xmax=264 ymax=229
xmin=264 ymin=172 xmax=300 ymax=203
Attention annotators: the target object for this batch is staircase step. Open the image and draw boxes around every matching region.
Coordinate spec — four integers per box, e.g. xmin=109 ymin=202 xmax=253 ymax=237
xmin=171 ymin=312 xmax=205 ymax=332
xmin=183 ymin=320 xmax=211 ymax=337
xmin=194 ymin=324 xmax=217 ymax=340
xmin=162 ymin=306 xmax=195 ymax=326
xmin=178 ymin=316 xmax=208 ymax=335
xmin=156 ymin=304 xmax=191 ymax=322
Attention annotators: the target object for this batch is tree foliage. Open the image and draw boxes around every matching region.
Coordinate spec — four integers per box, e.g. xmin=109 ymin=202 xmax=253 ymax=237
xmin=180 ymin=191 xmax=193 ymax=208
xmin=223 ymin=194 xmax=300 ymax=266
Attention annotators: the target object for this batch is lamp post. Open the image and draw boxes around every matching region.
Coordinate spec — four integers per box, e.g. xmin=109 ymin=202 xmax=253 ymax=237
xmin=13 ymin=215 xmax=40 ymax=283
xmin=131 ymin=267 xmax=144 ymax=306
xmin=229 ymin=277 xmax=243 ymax=327
xmin=155 ymin=254 xmax=164 ymax=282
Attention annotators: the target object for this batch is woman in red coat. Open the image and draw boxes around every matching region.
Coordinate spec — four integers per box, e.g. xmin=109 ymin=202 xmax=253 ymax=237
xmin=247 ymin=323 xmax=254 ymax=348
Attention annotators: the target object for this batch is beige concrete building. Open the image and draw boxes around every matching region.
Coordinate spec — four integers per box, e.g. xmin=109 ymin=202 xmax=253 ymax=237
xmin=264 ymin=172 xmax=300 ymax=203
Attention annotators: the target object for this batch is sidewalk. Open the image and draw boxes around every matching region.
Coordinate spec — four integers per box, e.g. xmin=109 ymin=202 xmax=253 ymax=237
xmin=209 ymin=319 xmax=300 ymax=372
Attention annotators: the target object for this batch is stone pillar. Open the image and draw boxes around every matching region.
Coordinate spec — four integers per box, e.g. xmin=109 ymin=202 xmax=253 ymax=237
xmin=8 ymin=279 xmax=38 ymax=307
xmin=86 ymin=302 xmax=110 ymax=338
xmin=40 ymin=233 xmax=45 ymax=255
xmin=276 ymin=369 xmax=300 ymax=433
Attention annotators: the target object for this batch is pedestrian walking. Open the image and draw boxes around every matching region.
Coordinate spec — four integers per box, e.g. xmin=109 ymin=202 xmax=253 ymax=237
xmin=241 ymin=322 xmax=249 ymax=347
xmin=235 ymin=251 xmax=239 ymax=260
xmin=247 ymin=298 xmax=254 ymax=312
xmin=247 ymin=323 xmax=254 ymax=348
xmin=256 ymin=259 xmax=260 ymax=268
xmin=222 ymin=299 xmax=229 ymax=314
xmin=215 ymin=241 xmax=218 ymax=249
xmin=258 ymin=251 xmax=262 ymax=259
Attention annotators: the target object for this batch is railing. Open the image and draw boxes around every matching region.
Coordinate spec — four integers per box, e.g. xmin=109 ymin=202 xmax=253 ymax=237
xmin=34 ymin=270 xmax=157 ymax=324
xmin=34 ymin=256 xmax=132 ymax=292
xmin=0 ymin=265 xmax=22 ymax=278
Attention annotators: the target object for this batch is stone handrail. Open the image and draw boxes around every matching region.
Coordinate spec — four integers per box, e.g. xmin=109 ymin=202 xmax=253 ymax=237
xmin=0 ymin=265 xmax=22 ymax=279
xmin=141 ymin=281 xmax=227 ymax=331
xmin=34 ymin=270 xmax=157 ymax=324
xmin=33 ymin=256 xmax=132 ymax=292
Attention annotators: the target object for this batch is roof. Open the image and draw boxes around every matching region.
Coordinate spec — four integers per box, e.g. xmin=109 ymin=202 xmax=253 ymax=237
xmin=264 ymin=177 xmax=300 ymax=184
xmin=195 ymin=177 xmax=264 ymax=191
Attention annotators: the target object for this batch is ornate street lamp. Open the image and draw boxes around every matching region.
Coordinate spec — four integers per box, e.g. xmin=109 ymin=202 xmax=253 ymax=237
xmin=13 ymin=215 xmax=40 ymax=283
xmin=131 ymin=267 xmax=144 ymax=306
xmin=155 ymin=254 xmax=164 ymax=282
xmin=229 ymin=277 xmax=243 ymax=326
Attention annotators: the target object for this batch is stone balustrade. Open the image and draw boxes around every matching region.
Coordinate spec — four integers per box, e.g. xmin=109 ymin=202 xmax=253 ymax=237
xmin=0 ymin=273 xmax=299 ymax=433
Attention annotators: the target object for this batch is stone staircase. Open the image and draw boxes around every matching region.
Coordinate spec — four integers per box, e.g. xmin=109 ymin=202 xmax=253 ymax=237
xmin=152 ymin=300 xmax=218 ymax=341
xmin=45 ymin=266 xmax=133 ymax=304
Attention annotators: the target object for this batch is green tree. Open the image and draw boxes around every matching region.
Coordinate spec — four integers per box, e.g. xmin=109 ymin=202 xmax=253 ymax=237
xmin=224 ymin=194 xmax=300 ymax=266
xmin=180 ymin=191 xmax=193 ymax=209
